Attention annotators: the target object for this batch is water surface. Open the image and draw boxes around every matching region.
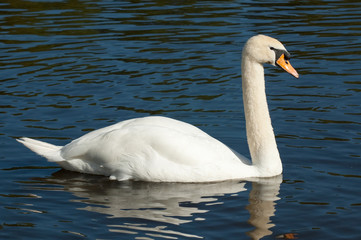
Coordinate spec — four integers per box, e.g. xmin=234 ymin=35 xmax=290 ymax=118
xmin=1 ymin=0 xmax=361 ymax=239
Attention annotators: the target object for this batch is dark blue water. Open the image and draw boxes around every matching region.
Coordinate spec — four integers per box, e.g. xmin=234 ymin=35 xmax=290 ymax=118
xmin=1 ymin=0 xmax=361 ymax=239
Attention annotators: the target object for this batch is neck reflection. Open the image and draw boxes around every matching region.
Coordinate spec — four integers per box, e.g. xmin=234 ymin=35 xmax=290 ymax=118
xmin=246 ymin=176 xmax=282 ymax=240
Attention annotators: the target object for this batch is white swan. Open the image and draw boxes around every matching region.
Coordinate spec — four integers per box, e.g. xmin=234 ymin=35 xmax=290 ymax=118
xmin=17 ymin=35 xmax=299 ymax=182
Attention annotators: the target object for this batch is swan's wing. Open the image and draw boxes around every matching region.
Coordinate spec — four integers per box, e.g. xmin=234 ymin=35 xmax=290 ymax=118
xmin=59 ymin=116 xmax=246 ymax=167
xmin=59 ymin=118 xmax=134 ymax=160
xmin=229 ymin=147 xmax=251 ymax=165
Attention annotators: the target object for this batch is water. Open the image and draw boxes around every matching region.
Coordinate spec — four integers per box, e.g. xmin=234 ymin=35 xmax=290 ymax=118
xmin=1 ymin=0 xmax=360 ymax=239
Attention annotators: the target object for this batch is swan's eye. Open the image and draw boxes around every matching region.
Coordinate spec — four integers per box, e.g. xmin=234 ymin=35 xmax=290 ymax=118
xmin=270 ymin=47 xmax=275 ymax=51
xmin=284 ymin=52 xmax=291 ymax=60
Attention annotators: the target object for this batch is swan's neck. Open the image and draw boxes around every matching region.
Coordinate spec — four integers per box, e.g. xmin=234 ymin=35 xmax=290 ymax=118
xmin=241 ymin=55 xmax=282 ymax=176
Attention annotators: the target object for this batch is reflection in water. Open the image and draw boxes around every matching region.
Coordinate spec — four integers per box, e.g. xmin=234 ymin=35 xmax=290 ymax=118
xmin=30 ymin=171 xmax=282 ymax=239
xmin=246 ymin=177 xmax=282 ymax=240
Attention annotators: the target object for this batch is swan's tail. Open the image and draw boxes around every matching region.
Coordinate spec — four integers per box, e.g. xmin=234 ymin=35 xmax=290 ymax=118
xmin=17 ymin=137 xmax=65 ymax=162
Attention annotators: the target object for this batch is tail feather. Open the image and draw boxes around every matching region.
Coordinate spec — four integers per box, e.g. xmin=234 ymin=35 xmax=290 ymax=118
xmin=17 ymin=137 xmax=65 ymax=162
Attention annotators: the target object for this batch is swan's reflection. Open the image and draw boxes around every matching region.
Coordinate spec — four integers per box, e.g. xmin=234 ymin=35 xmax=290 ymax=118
xmin=32 ymin=170 xmax=282 ymax=239
xmin=246 ymin=177 xmax=282 ymax=240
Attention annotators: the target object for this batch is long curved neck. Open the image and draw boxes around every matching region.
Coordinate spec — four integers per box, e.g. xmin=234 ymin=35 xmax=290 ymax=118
xmin=241 ymin=55 xmax=282 ymax=176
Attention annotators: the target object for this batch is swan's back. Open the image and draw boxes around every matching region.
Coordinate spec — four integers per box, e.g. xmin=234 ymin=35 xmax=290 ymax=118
xmin=57 ymin=116 xmax=252 ymax=182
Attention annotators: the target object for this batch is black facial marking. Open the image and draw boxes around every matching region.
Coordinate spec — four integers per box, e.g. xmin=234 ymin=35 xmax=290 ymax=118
xmin=270 ymin=47 xmax=291 ymax=62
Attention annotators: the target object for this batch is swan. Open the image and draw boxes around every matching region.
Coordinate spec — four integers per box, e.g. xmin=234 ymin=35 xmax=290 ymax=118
xmin=17 ymin=35 xmax=299 ymax=182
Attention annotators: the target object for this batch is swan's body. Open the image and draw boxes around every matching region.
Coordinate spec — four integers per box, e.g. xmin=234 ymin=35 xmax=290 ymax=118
xmin=17 ymin=35 xmax=299 ymax=182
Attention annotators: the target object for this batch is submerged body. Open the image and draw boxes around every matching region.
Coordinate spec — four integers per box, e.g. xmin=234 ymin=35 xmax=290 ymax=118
xmin=18 ymin=35 xmax=299 ymax=182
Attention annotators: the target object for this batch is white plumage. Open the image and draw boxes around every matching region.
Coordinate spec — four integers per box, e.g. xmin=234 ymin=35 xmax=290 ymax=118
xmin=17 ymin=35 xmax=299 ymax=182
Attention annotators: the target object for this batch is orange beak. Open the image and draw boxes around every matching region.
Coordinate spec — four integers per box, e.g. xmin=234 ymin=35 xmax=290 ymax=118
xmin=276 ymin=54 xmax=299 ymax=78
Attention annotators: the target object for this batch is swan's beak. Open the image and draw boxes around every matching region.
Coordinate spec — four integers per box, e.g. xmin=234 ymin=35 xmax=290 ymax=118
xmin=276 ymin=54 xmax=299 ymax=78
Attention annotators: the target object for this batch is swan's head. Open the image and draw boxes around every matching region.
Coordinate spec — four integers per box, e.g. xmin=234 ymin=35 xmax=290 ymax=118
xmin=243 ymin=34 xmax=299 ymax=78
